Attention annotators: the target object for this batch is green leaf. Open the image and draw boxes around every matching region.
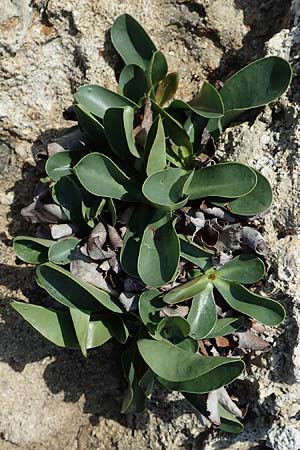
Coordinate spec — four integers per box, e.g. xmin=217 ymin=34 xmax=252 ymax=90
xmin=216 ymin=254 xmax=265 ymax=284
xmin=119 ymin=64 xmax=148 ymax=103
xmin=158 ymin=359 xmax=244 ymax=393
xmin=138 ymin=338 xmax=244 ymax=383
xmin=138 ymin=288 xmax=165 ymax=334
xmin=111 ymin=14 xmax=157 ymax=70
xmin=188 ymin=163 xmax=257 ymax=200
xmin=48 ymin=237 xmax=80 ymax=265
xmin=120 ymin=205 xmax=154 ymax=277
xmin=36 ymin=262 xmax=123 ymax=313
xmin=145 ymin=115 xmax=166 ymax=176
xmin=156 ymin=316 xmax=190 ymax=341
xmin=70 ymin=308 xmax=90 ymax=357
xmin=147 ymin=50 xmax=168 ymax=89
xmin=176 ymin=337 xmax=199 ymax=353
xmin=75 ymin=153 xmax=143 ymax=202
xmin=139 ymin=368 xmax=155 ymax=398
xmin=121 ymin=346 xmax=147 ymax=413
xmin=142 ymin=168 xmax=193 ymax=210
xmin=206 ymin=317 xmax=244 ymax=339
xmin=45 ymin=149 xmax=87 ymax=182
xmin=163 ymin=272 xmax=209 ymax=304
xmin=187 ymin=284 xmax=217 ymax=339
xmin=74 ymin=85 xmax=137 ymax=119
xmin=73 ymin=103 xmax=105 ymax=143
xmin=219 ymin=405 xmax=244 ymax=433
xmin=213 ymin=278 xmax=285 ymax=326
xmin=11 ymin=302 xmax=79 ymax=348
xmin=155 ymin=73 xmax=180 ymax=106
xmin=170 ymin=82 xmax=224 ymax=119
xmin=179 ymin=235 xmax=213 ymax=271
xmin=102 ymin=314 xmax=129 ymax=344
xmin=104 ymin=106 xmax=140 ymax=159
xmin=213 ymin=170 xmax=273 ymax=216
xmin=85 ymin=318 xmax=112 ymax=349
xmin=138 ymin=212 xmax=180 ymax=288
xmin=52 ymin=176 xmax=86 ymax=229
xmin=221 ymin=56 xmax=292 ymax=124
xmin=13 ymin=236 xmax=53 ymax=264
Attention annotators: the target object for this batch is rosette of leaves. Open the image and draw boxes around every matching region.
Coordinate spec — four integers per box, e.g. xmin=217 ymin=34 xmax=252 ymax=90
xmin=12 ymin=14 xmax=291 ymax=433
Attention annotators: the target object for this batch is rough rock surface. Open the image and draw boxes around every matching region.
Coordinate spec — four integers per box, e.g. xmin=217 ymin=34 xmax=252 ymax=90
xmin=0 ymin=1 xmax=300 ymax=449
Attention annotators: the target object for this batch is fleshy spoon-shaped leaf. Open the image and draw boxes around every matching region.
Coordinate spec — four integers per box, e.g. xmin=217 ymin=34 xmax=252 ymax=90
xmin=138 ymin=211 xmax=180 ymax=288
xmin=145 ymin=115 xmax=166 ymax=176
xmin=170 ymin=82 xmax=224 ymax=119
xmin=142 ymin=168 xmax=193 ymax=210
xmin=146 ymin=50 xmax=168 ymax=89
xmin=216 ymin=254 xmax=265 ymax=284
xmin=121 ymin=205 xmax=154 ymax=277
xmin=213 ymin=278 xmax=285 ymax=326
xmin=52 ymin=176 xmax=86 ymax=230
xmin=73 ymin=103 xmax=105 ymax=144
xmin=155 ymin=73 xmax=180 ymax=106
xmin=46 ymin=148 xmax=87 ymax=182
xmin=208 ymin=56 xmax=292 ymax=133
xmin=48 ymin=237 xmax=80 ymax=265
xmin=163 ymin=272 xmax=209 ymax=304
xmin=119 ymin=64 xmax=148 ymax=103
xmin=74 ymin=85 xmax=137 ymax=119
xmin=213 ymin=170 xmax=272 ymax=216
xmin=188 ymin=163 xmax=257 ymax=200
xmin=158 ymin=358 xmax=244 ymax=394
xmin=111 ymin=14 xmax=157 ymax=70
xmin=138 ymin=338 xmax=244 ymax=383
xmin=75 ymin=153 xmax=143 ymax=202
xmin=70 ymin=308 xmax=90 ymax=357
xmin=104 ymin=106 xmax=140 ymax=159
xmin=14 ymin=236 xmax=53 ymax=264
xmin=187 ymin=283 xmax=217 ymax=340
xmin=179 ymin=235 xmax=213 ymax=271
xmin=12 ymin=302 xmax=113 ymax=349
xmin=11 ymin=302 xmax=79 ymax=348
xmin=206 ymin=317 xmax=244 ymax=338
xmin=36 ymin=262 xmax=123 ymax=313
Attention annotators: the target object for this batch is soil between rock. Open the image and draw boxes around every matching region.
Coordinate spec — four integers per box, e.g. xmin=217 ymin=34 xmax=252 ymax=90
xmin=1 ymin=1 xmax=300 ymax=449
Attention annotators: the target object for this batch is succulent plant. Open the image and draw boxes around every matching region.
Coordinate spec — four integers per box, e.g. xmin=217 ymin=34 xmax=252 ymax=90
xmin=13 ymin=14 xmax=291 ymax=433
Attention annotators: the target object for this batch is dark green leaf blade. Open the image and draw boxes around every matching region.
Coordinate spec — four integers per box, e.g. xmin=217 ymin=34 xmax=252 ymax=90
xmin=36 ymin=262 xmax=123 ymax=313
xmin=213 ymin=278 xmax=285 ymax=326
xmin=73 ymin=103 xmax=105 ymax=144
xmin=158 ymin=360 xmax=244 ymax=393
xmin=111 ymin=14 xmax=157 ymax=70
xmin=216 ymin=254 xmax=265 ymax=284
xmin=46 ymin=149 xmax=87 ymax=182
xmin=147 ymin=50 xmax=168 ymax=88
xmin=142 ymin=168 xmax=192 ymax=209
xmin=214 ymin=170 xmax=273 ymax=216
xmin=11 ymin=302 xmax=78 ymax=348
xmin=219 ymin=405 xmax=244 ymax=433
xmin=138 ymin=338 xmax=244 ymax=382
xmin=74 ymin=85 xmax=137 ymax=119
xmin=75 ymin=153 xmax=143 ymax=202
xmin=163 ymin=273 xmax=209 ymax=304
xmin=188 ymin=163 xmax=257 ymax=200
xmin=70 ymin=308 xmax=90 ymax=357
xmin=119 ymin=64 xmax=148 ymax=103
xmin=187 ymin=283 xmax=217 ymax=339
xmin=170 ymin=82 xmax=224 ymax=118
xmin=48 ymin=237 xmax=80 ymax=265
xmin=179 ymin=235 xmax=213 ymax=271
xmin=120 ymin=205 xmax=153 ymax=277
xmin=52 ymin=176 xmax=86 ymax=229
xmin=138 ymin=212 xmax=180 ymax=288
xmin=13 ymin=236 xmax=53 ymax=264
xmin=138 ymin=288 xmax=165 ymax=334
xmin=145 ymin=115 xmax=166 ymax=176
